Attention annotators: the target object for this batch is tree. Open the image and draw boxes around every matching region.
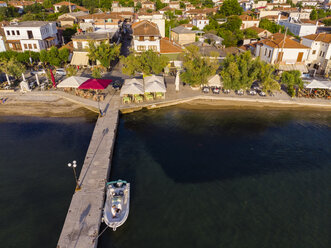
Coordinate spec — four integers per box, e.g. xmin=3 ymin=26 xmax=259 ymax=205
xmin=256 ymin=59 xmax=280 ymax=92
xmin=121 ymin=50 xmax=169 ymax=76
xmin=24 ymin=3 xmax=44 ymax=14
xmin=221 ymin=15 xmax=242 ymax=32
xmin=40 ymin=50 xmax=48 ymax=65
xmin=58 ymin=6 xmax=69 ymax=14
xmin=59 ymin=48 xmax=70 ymax=64
xmin=243 ymin=28 xmax=258 ymax=39
xmin=92 ymin=67 xmax=102 ymax=78
xmin=43 ymin=0 xmax=53 ymax=9
xmin=219 ymin=0 xmax=243 ymax=16
xmin=86 ymin=41 xmax=98 ymax=65
xmin=0 ymin=58 xmax=26 ymax=84
xmin=66 ymin=65 xmax=78 ymax=77
xmin=47 ymin=46 xmax=61 ymax=67
xmin=220 ymin=51 xmax=260 ymax=90
xmin=310 ymin=9 xmax=317 ymax=21
xmin=181 ymin=45 xmax=219 ymax=86
xmin=155 ymin=0 xmax=167 ymax=10
xmin=281 ymin=70 xmax=303 ymax=97
xmin=218 ymin=28 xmax=243 ymax=47
xmin=90 ymin=42 xmax=121 ymax=69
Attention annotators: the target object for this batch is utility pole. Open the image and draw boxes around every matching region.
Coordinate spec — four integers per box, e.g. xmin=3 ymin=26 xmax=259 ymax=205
xmin=279 ymin=27 xmax=287 ymax=64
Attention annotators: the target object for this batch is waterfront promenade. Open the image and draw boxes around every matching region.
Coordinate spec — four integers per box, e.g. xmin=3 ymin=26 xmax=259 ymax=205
xmin=57 ymin=92 xmax=120 ymax=248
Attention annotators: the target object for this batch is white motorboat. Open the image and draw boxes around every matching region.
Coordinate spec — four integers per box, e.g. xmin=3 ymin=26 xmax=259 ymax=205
xmin=103 ymin=180 xmax=130 ymax=231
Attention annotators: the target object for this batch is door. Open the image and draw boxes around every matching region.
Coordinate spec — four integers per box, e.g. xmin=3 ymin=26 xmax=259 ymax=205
xmin=277 ymin=52 xmax=283 ymax=62
xmin=297 ymin=52 xmax=303 ymax=62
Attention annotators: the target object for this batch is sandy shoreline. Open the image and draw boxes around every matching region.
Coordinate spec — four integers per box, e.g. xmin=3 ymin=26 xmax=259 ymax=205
xmin=0 ymin=93 xmax=330 ymax=117
xmin=0 ymin=97 xmax=97 ymax=117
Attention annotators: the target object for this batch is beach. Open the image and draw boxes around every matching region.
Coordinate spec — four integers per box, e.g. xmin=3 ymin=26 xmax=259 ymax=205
xmin=1 ymin=91 xmax=331 ymax=117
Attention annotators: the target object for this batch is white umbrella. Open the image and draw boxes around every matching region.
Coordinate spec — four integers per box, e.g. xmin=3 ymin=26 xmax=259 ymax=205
xmin=120 ymin=79 xmax=144 ymax=96
xmin=20 ymin=81 xmax=31 ymax=92
xmin=57 ymin=76 xmax=90 ymax=88
xmin=207 ymin=74 xmax=222 ymax=87
xmin=144 ymin=75 xmax=163 ymax=84
xmin=175 ymin=71 xmax=180 ymax=92
xmin=22 ymin=73 xmax=26 ymax=82
xmin=145 ymin=80 xmax=166 ymax=93
xmin=35 ymin=74 xmax=40 ymax=86
xmin=305 ymin=79 xmax=331 ymax=90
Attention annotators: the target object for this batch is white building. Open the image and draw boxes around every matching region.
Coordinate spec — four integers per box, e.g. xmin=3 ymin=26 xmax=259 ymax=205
xmin=3 ymin=21 xmax=59 ymax=52
xmin=279 ymin=19 xmax=318 ymax=37
xmin=302 ymin=33 xmax=331 ymax=74
xmin=254 ymin=35 xmax=310 ymax=66
xmin=192 ymin=16 xmax=209 ymax=30
xmin=239 ymin=15 xmax=260 ymax=30
xmin=0 ymin=1 xmax=7 ymax=7
xmin=137 ymin=13 xmax=165 ymax=37
xmin=132 ymin=20 xmax=161 ymax=52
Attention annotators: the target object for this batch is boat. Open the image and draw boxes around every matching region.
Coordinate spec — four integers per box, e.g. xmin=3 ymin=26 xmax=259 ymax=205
xmin=103 ymin=179 xmax=130 ymax=231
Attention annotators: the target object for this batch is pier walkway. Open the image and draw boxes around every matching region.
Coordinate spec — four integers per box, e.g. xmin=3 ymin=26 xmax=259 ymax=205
xmin=57 ymin=93 xmax=120 ymax=248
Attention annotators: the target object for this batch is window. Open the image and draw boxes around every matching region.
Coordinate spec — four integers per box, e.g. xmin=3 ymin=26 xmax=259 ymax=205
xmin=28 ymin=44 xmax=32 ymax=49
xmin=319 ymin=51 xmax=323 ymax=56
xmin=268 ymin=50 xmax=271 ymax=58
xmin=16 ymin=30 xmax=20 ymax=35
xmin=27 ymin=30 xmax=33 ymax=39
xmin=139 ymin=36 xmax=144 ymax=41
xmin=33 ymin=44 xmax=37 ymax=49
xmin=150 ymin=36 xmax=154 ymax=41
xmin=312 ymin=50 xmax=316 ymax=55
xmin=6 ymin=31 xmax=10 ymax=35
xmin=24 ymin=44 xmax=28 ymax=49
xmin=137 ymin=45 xmax=146 ymax=51
xmin=148 ymin=45 xmax=157 ymax=51
xmin=11 ymin=30 xmax=15 ymax=35
xmin=264 ymin=48 xmax=267 ymax=56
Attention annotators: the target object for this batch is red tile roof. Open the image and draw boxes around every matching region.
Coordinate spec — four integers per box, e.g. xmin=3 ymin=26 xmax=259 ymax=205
xmin=160 ymin=37 xmax=183 ymax=54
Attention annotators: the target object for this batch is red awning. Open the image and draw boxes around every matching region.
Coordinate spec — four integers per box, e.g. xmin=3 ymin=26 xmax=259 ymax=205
xmin=78 ymin=79 xmax=112 ymax=89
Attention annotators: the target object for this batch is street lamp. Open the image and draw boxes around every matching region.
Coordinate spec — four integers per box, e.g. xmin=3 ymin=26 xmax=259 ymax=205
xmin=68 ymin=160 xmax=81 ymax=191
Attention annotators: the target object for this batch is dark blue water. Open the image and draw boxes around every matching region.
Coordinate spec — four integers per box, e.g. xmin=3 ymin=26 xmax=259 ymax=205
xmin=99 ymin=107 xmax=331 ymax=248
xmin=0 ymin=115 xmax=96 ymax=248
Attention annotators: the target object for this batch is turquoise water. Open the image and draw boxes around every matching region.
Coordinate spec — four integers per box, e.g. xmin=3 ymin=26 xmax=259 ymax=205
xmin=0 ymin=116 xmax=96 ymax=248
xmin=98 ymin=107 xmax=331 ymax=248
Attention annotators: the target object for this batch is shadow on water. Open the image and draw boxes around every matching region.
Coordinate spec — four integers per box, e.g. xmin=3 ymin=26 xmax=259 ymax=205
xmin=120 ymin=107 xmax=331 ymax=183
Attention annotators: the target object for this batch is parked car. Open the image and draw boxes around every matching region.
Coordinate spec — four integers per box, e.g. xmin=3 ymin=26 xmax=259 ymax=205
xmin=247 ymin=90 xmax=257 ymax=95
xmin=223 ymin=88 xmax=230 ymax=94
xmin=259 ymin=91 xmax=266 ymax=97
xmin=212 ymin=87 xmax=220 ymax=94
xmin=235 ymin=89 xmax=244 ymax=95
xmin=202 ymin=86 xmax=210 ymax=93
xmin=55 ymin=68 xmax=66 ymax=76
xmin=30 ymin=69 xmax=45 ymax=75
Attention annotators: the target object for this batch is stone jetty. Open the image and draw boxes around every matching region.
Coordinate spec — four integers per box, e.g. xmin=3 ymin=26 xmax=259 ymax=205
xmin=57 ymin=93 xmax=120 ymax=248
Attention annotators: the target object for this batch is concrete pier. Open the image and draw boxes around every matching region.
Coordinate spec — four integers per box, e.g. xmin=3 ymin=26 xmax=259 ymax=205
xmin=57 ymin=93 xmax=120 ymax=248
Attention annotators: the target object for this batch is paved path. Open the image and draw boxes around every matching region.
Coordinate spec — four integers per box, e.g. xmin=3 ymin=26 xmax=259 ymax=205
xmin=57 ymin=92 xmax=120 ymax=248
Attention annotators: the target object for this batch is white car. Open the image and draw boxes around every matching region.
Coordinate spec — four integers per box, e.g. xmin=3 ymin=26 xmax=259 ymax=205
xmin=55 ymin=68 xmax=66 ymax=76
xmin=31 ymin=69 xmax=45 ymax=75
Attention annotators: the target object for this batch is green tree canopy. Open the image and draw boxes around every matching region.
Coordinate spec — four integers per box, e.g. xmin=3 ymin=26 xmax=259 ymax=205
xmin=121 ymin=50 xmax=169 ymax=76
xmin=243 ymin=28 xmax=258 ymax=39
xmin=47 ymin=46 xmax=61 ymax=67
xmin=0 ymin=57 xmax=26 ymax=80
xmin=94 ymin=42 xmax=121 ymax=69
xmin=221 ymin=15 xmax=242 ymax=32
xmin=180 ymin=45 xmax=219 ymax=86
xmin=281 ymin=70 xmax=303 ymax=97
xmin=310 ymin=9 xmax=317 ymax=20
xmin=219 ymin=0 xmax=243 ymax=16
xmin=220 ymin=51 xmax=261 ymax=90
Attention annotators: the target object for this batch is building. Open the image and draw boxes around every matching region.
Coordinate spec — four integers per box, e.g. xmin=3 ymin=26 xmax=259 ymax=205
xmin=137 ymin=12 xmax=166 ymax=37
xmin=204 ymin=33 xmax=224 ymax=45
xmin=279 ymin=19 xmax=318 ymax=37
xmin=245 ymin=26 xmax=272 ymax=38
xmin=239 ymin=15 xmax=260 ymax=30
xmin=54 ymin=1 xmax=77 ymax=13
xmin=302 ymin=33 xmax=331 ymax=74
xmin=71 ymin=32 xmax=115 ymax=66
xmin=3 ymin=21 xmax=59 ymax=52
xmin=132 ymin=20 xmax=161 ymax=52
xmin=0 ymin=1 xmax=7 ymax=7
xmin=169 ymin=1 xmax=180 ymax=9
xmin=253 ymin=34 xmax=310 ymax=72
xmin=141 ymin=1 xmax=155 ymax=10
xmin=192 ymin=16 xmax=209 ymax=30
xmin=58 ymin=11 xmax=88 ymax=27
xmin=8 ymin=1 xmax=34 ymax=13
xmin=171 ymin=26 xmax=196 ymax=45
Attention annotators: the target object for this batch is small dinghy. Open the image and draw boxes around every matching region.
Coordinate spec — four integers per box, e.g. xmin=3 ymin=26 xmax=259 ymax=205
xmin=103 ymin=180 xmax=130 ymax=231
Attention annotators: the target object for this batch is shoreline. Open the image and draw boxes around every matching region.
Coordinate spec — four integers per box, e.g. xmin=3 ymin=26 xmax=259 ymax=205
xmin=119 ymin=96 xmax=331 ymax=114
xmin=0 ymin=93 xmax=330 ymax=117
